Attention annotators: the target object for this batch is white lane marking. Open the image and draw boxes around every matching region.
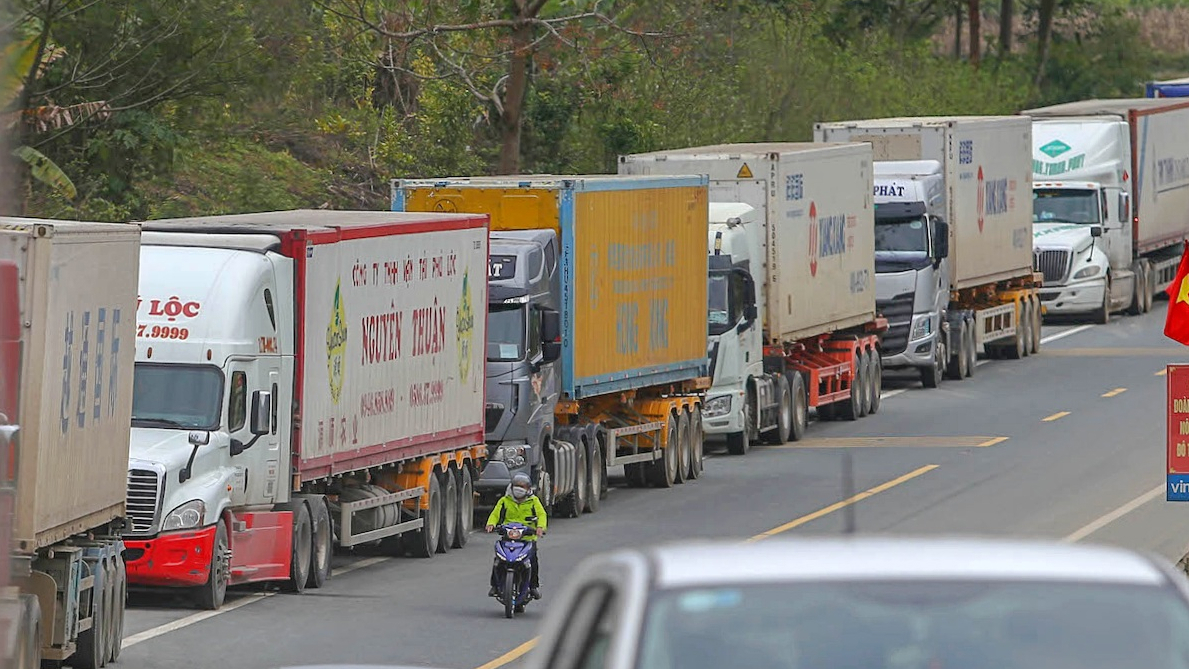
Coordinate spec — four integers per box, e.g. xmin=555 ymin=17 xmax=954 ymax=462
xmin=1063 ymin=484 xmax=1164 ymax=543
xmin=121 ymin=556 xmax=396 ymax=646
xmin=1040 ymin=324 xmax=1095 ymax=345
xmin=122 ymin=592 xmax=276 ymax=649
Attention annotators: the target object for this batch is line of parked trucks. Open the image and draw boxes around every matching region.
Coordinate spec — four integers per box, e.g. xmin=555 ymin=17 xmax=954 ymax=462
xmin=1 ymin=95 xmax=1188 ymax=668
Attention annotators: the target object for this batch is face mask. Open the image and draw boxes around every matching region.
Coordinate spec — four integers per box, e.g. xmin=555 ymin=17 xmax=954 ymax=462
xmin=512 ymin=486 xmax=529 ymax=500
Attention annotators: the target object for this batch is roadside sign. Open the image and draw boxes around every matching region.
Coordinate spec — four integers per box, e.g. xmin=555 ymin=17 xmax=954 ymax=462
xmin=1168 ymin=364 xmax=1189 ymax=500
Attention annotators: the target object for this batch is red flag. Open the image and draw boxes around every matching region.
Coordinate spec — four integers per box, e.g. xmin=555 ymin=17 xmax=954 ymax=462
xmin=1165 ymin=242 xmax=1189 ymax=345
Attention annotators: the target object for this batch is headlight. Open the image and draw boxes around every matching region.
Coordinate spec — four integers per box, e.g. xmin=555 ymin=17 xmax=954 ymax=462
xmin=495 ymin=444 xmax=528 ymax=468
xmin=703 ymin=395 xmax=731 ymax=418
xmin=910 ymin=315 xmax=933 ymax=341
xmin=1073 ymin=265 xmax=1100 ymax=280
xmin=162 ymin=499 xmax=206 ymax=531
xmin=507 ymin=528 xmax=523 ymax=540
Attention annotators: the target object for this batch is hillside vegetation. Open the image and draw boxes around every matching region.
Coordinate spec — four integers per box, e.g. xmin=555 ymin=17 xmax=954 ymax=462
xmin=3 ymin=0 xmax=1188 ymax=220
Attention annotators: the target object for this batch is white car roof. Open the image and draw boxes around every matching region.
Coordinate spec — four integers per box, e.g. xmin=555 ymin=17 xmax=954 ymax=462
xmin=645 ymin=536 xmax=1171 ymax=589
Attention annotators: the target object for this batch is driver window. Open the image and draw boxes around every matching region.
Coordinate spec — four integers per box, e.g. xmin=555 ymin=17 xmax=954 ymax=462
xmin=228 ymin=371 xmax=247 ymax=432
xmin=729 ymin=274 xmax=748 ymax=324
xmin=528 ymin=308 xmax=542 ymax=358
xmin=546 ymin=583 xmax=619 ymax=669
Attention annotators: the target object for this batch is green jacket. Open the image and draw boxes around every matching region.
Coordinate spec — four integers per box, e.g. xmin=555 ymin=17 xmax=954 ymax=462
xmin=486 ymin=494 xmax=548 ymax=541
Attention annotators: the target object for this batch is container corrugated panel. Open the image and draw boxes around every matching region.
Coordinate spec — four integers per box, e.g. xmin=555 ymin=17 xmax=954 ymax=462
xmin=394 ymin=176 xmax=710 ymax=399
xmin=814 ymin=117 xmax=1034 ymax=290
xmin=620 ymin=143 xmax=877 ymax=343
xmin=0 ymin=218 xmax=139 ymax=551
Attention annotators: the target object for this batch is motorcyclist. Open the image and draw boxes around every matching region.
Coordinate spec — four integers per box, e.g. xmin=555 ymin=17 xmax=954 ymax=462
xmin=485 ymin=472 xmax=547 ymax=600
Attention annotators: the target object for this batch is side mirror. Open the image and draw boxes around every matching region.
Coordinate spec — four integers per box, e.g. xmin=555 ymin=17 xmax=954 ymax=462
xmin=933 ymin=221 xmax=950 ymax=259
xmin=188 ymin=431 xmax=210 ymax=446
xmin=1118 ymin=192 xmax=1130 ymax=224
xmin=540 ymin=308 xmax=561 ymax=364
xmin=250 ymin=390 xmax=272 ymax=436
xmin=1090 ymin=225 xmax=1103 ymax=238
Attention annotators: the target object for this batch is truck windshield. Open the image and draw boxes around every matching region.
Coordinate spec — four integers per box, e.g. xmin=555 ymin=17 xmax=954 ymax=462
xmin=875 ymin=218 xmax=928 ymax=253
xmin=635 ymin=579 xmax=1189 ymax=669
xmin=708 ymin=271 xmax=745 ymax=337
xmin=131 ymin=363 xmax=223 ymax=430
xmin=487 ymin=304 xmax=526 ymax=362
xmin=1033 ymin=188 xmax=1100 ymax=224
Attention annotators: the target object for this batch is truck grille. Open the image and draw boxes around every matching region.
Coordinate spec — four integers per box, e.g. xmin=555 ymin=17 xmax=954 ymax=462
xmin=126 ymin=469 xmax=162 ymax=536
xmin=876 ymin=292 xmax=915 ymax=356
xmin=1033 ymin=250 xmax=1071 ymax=285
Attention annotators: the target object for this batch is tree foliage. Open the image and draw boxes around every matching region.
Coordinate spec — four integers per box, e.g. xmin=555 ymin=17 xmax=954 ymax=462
xmin=3 ymin=0 xmax=1172 ymax=220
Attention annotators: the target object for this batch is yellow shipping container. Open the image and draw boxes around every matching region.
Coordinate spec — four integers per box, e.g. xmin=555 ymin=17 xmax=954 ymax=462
xmin=396 ymin=175 xmax=709 ymax=399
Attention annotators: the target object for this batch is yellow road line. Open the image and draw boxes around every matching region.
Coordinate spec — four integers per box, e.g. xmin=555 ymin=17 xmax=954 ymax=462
xmin=1101 ymin=388 xmax=1128 ymax=398
xmin=475 ymin=638 xmax=538 ymax=669
xmin=747 ymin=465 xmax=939 ymax=542
xmin=1042 ymin=411 xmax=1071 ymax=422
xmin=776 ymin=436 xmax=1006 ymax=449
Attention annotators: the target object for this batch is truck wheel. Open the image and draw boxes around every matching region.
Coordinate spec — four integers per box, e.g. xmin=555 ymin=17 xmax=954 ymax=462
xmin=674 ymin=412 xmax=690 ymax=483
xmin=306 ymin=498 xmax=332 ymax=588
xmin=947 ymin=321 xmax=967 ymax=380
xmin=1095 ymin=277 xmax=1111 ymax=324
xmin=75 ymin=558 xmax=106 ymax=669
xmin=763 ymin=375 xmax=792 ymax=444
xmin=868 ymin=354 xmax=883 ymax=414
xmin=452 ymin=466 xmax=473 ymax=548
xmin=649 ymin=413 xmax=679 ymax=487
xmin=286 ymin=503 xmax=313 ymax=592
xmin=585 ymin=438 xmax=603 ymax=513
xmin=409 ymin=473 xmax=442 ymax=558
xmin=1145 ymin=262 xmax=1155 ymax=313
xmin=102 ymin=557 xmax=117 ymax=664
xmin=109 ymin=555 xmax=126 ymax=663
xmin=687 ymin=407 xmax=705 ymax=478
xmin=726 ymin=389 xmax=753 ymax=455
xmin=964 ymin=320 xmax=977 ymax=376
xmin=840 ymin=351 xmax=864 ymax=420
xmin=856 ymin=351 xmax=871 ymax=418
xmin=920 ymin=341 xmax=943 ymax=389
xmin=17 ymin=593 xmax=40 ymax=669
xmin=438 ymin=468 xmax=458 ymax=553
xmin=194 ymin=521 xmax=229 ymax=610
xmin=558 ymin=445 xmax=587 ymax=518
xmin=786 ymin=372 xmax=807 ymax=441
xmin=1029 ymin=298 xmax=1041 ymax=354
xmin=1129 ymin=264 xmax=1145 ymax=315
xmin=1004 ymin=302 xmax=1027 ymax=360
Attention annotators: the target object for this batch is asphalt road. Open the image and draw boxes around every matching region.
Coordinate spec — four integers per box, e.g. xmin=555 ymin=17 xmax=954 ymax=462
xmin=114 ymin=301 xmax=1189 ymax=669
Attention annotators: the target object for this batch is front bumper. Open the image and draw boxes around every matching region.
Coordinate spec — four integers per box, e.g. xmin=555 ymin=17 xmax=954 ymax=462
xmin=124 ymin=525 xmax=217 ymax=588
xmin=1038 ymin=278 xmax=1106 ymax=315
xmin=881 ymin=332 xmax=937 ymax=370
xmin=701 ymin=390 xmax=744 ymax=435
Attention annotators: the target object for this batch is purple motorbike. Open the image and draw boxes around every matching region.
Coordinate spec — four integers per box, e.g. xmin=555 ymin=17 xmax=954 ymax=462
xmin=492 ymin=520 xmax=537 ymax=618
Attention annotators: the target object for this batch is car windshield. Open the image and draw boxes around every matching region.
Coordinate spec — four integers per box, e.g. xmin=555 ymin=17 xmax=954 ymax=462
xmin=132 ymin=363 xmax=223 ymax=430
xmin=636 ymin=580 xmax=1189 ymax=669
xmin=1034 ymin=188 xmax=1100 ymax=224
xmin=487 ymin=304 xmax=526 ymax=362
xmin=875 ymin=218 xmax=928 ymax=253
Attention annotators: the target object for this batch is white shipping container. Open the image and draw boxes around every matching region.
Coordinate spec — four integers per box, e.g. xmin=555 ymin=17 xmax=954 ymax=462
xmin=298 ymin=225 xmax=488 ymax=473
xmin=0 ymin=218 xmax=139 ymax=551
xmin=814 ymin=116 xmax=1034 ymax=290
xmin=620 ymin=142 xmax=876 ymax=343
xmin=1023 ymin=98 xmax=1189 ymax=253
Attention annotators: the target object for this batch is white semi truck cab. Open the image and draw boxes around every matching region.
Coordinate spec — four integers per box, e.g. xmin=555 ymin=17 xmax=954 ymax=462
xmin=871 ymin=161 xmax=953 ymax=387
xmin=703 ymin=202 xmax=766 ymax=451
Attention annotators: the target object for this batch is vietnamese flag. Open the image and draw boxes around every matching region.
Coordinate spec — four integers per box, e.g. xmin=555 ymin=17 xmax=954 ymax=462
xmin=1165 ymin=242 xmax=1189 ymax=345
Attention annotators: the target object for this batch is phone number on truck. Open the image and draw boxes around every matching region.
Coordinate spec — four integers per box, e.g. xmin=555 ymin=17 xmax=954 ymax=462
xmin=137 ymin=324 xmax=190 ymax=340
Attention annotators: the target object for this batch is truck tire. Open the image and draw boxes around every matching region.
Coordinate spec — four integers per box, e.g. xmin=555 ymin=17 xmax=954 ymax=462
xmin=557 ymin=445 xmax=587 ymax=518
xmin=1129 ymin=263 xmax=1145 ymax=315
xmin=1095 ymin=276 xmax=1111 ymax=324
xmin=856 ymin=351 xmax=871 ymax=418
xmin=964 ymin=319 xmax=977 ymax=376
xmin=868 ymin=354 xmax=883 ymax=414
xmin=102 ymin=556 xmax=117 ymax=664
xmin=947 ymin=320 xmax=967 ymax=380
xmin=109 ymin=555 xmax=126 ymax=663
xmin=584 ymin=436 xmax=602 ymax=513
xmin=194 ymin=521 xmax=229 ymax=610
xmin=438 ymin=468 xmax=458 ymax=553
xmin=840 ymin=350 xmax=864 ymax=420
xmin=649 ymin=413 xmax=679 ymax=487
xmin=687 ymin=407 xmax=705 ymax=478
xmin=673 ymin=412 xmax=689 ymax=483
xmin=75 ymin=558 xmax=106 ymax=669
xmin=1144 ymin=262 xmax=1155 ymax=313
xmin=921 ymin=342 xmax=943 ymax=389
xmin=286 ymin=502 xmax=313 ymax=592
xmin=409 ymin=473 xmax=442 ymax=558
xmin=1005 ymin=301 xmax=1027 ymax=360
xmin=306 ymin=497 xmax=332 ymax=588
xmin=763 ymin=375 xmax=792 ymax=444
xmin=726 ymin=389 xmax=753 ymax=455
xmin=786 ymin=372 xmax=807 ymax=441
xmin=453 ymin=466 xmax=473 ymax=548
xmin=17 ymin=593 xmax=40 ymax=669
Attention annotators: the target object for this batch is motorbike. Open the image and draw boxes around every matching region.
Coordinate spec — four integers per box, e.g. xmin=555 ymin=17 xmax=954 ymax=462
xmin=492 ymin=519 xmax=538 ymax=618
